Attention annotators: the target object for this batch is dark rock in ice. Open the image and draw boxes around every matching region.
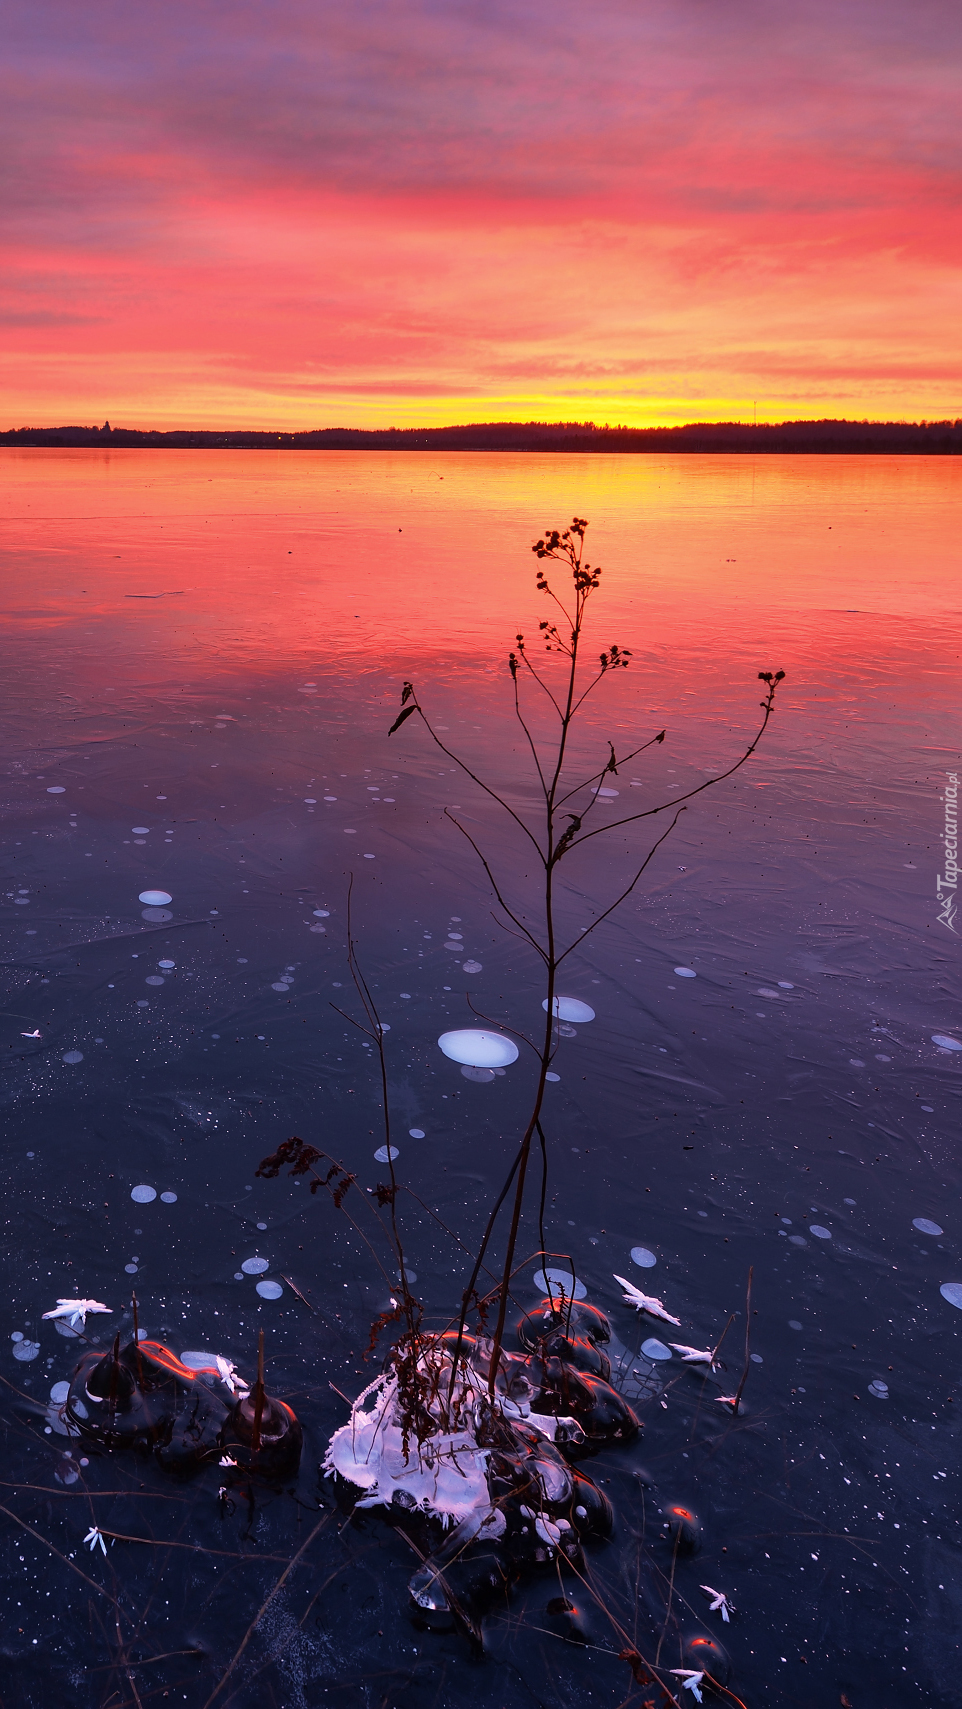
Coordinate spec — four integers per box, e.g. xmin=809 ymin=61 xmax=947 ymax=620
xmin=516 ymin=1297 xmax=612 ymax=1352
xmin=64 ymin=1336 xmax=301 ymax=1480
xmin=682 ymin=1631 xmax=731 ymax=1688
xmin=663 ymin=1501 xmax=701 ymax=1554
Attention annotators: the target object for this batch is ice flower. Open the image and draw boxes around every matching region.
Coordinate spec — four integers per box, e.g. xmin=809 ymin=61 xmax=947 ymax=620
xmin=42 ymin=1299 xmax=112 ymax=1330
xmin=670 ymin=1669 xmax=705 ymax=1702
xmin=670 ymin=1343 xmax=717 ymax=1368
xmin=612 ymin=1275 xmax=681 ymax=1326
xmin=700 ymin=1583 xmax=734 ymax=1621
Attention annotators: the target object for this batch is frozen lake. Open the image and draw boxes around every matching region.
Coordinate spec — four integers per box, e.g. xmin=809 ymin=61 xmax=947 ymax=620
xmin=1 ymin=448 xmax=960 ymax=1705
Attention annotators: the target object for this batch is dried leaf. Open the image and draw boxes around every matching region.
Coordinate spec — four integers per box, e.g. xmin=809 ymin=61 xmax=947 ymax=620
xmin=388 ymin=704 xmax=418 ymax=736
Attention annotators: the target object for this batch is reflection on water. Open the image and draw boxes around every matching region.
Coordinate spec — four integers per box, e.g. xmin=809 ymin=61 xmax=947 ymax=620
xmin=1 ymin=451 xmax=960 ymax=1705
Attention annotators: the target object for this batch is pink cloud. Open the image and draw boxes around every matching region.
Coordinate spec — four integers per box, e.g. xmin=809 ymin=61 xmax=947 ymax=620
xmin=1 ymin=0 xmax=959 ymax=425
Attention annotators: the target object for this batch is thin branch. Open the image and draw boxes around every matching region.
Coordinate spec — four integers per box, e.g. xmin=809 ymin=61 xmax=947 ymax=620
xmin=554 ymin=728 xmax=666 ymax=810
xmin=444 ymin=811 xmax=549 ymax=960
xmin=512 ymin=671 xmax=550 ymax=796
xmin=402 ymin=700 xmax=546 ymax=860
xmin=566 ymin=678 xmax=783 ymax=851
xmin=463 ymin=991 xmax=542 ymax=1060
xmin=555 ymin=808 xmax=687 ymax=965
xmin=515 ymin=644 xmax=565 ymax=718
xmin=0 ymin=1501 xmax=124 ymax=1612
xmin=199 ymin=1513 xmax=332 ymax=1709
xmin=731 ymin=1266 xmax=754 ymax=1415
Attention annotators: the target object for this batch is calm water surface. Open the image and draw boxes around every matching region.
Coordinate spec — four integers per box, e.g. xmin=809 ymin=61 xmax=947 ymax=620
xmin=1 ymin=451 xmax=960 ymax=1706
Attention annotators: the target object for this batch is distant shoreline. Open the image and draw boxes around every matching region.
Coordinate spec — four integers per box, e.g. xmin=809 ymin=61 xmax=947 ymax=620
xmin=1 ymin=418 xmax=960 ymax=455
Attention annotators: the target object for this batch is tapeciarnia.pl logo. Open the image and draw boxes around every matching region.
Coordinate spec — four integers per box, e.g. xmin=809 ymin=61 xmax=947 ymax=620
xmin=937 ymin=770 xmax=959 ymax=934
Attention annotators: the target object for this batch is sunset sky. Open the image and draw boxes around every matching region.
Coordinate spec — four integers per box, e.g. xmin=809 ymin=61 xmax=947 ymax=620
xmin=3 ymin=0 xmax=959 ymax=429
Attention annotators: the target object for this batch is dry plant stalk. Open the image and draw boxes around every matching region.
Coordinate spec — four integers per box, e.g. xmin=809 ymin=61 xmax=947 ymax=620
xmin=387 ymin=519 xmax=784 ymax=1392
xmin=260 ymin=517 xmax=784 ymax=1433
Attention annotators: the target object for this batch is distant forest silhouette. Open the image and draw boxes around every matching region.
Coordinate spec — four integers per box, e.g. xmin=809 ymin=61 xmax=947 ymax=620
xmin=2 ymin=418 xmax=960 ymax=453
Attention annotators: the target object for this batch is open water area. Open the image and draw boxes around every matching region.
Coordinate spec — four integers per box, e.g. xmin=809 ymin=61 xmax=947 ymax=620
xmin=0 ymin=447 xmax=960 ymax=1708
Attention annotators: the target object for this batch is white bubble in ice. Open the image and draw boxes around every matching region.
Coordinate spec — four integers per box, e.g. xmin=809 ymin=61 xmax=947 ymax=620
xmin=844 ymin=1198 xmax=857 ymax=1206
xmin=53 ymin=1318 xmax=84 ymax=1339
xmin=271 ymin=982 xmax=289 ymax=992
xmin=409 ymin=1128 xmax=425 ymax=1138
xmin=777 ymin=981 xmax=795 ymax=989
xmin=462 ymin=960 xmax=483 ymax=973
xmin=131 ymin=826 xmax=150 ymax=835
xmin=160 ymin=1191 xmax=178 ymax=1204
xmin=809 ymin=1224 xmax=831 ymax=1240
xmin=542 ymin=997 xmax=596 ymax=1023
xmin=256 ymin=1280 xmax=284 ymax=1300
xmin=631 ymin=1246 xmax=658 ymax=1269
xmin=13 ymin=1340 xmax=40 ymax=1361
xmin=125 ymin=1263 xmax=139 ymax=1274
xmin=46 ymin=786 xmax=66 ymax=794
xmin=130 ymin=1184 xmax=156 ymax=1203
xmin=545 ymin=1071 xmax=561 ymax=1082
xmin=788 ymin=1319 xmax=803 ymax=1331
xmin=11 ymin=1332 xmax=23 ymax=1342
xmin=932 ymin=1034 xmax=962 ymax=1051
xmin=374 ymin=1145 xmax=400 ymax=1162
xmin=62 ymin=1050 xmax=84 ymax=1065
xmin=461 ymin=1065 xmax=496 ymax=1082
xmin=139 ymin=890 xmax=172 ymax=906
xmin=533 ymin=1268 xmax=586 ymax=1299
xmin=439 ymin=1029 xmax=519 ymax=1067
xmin=158 ymin=959 xmax=175 ymax=970
xmin=234 ymin=1272 xmax=244 ymax=1280
xmin=788 ymin=1234 xmax=808 ymax=1246
xmin=913 ymin=1217 xmax=943 ymax=1236
xmin=50 ymin=1381 xmax=70 ymax=1404
xmin=868 ymin=1380 xmax=889 ymax=1399
xmin=241 ymin=1257 xmax=270 ymax=1275
xmin=849 ymin=1059 xmax=865 ymax=1068
xmin=757 ymin=987 xmax=781 ymax=998
xmin=595 ymin=786 xmax=619 ymax=797
xmin=145 ymin=975 xmax=164 ymax=985
xmin=674 ymin=967 xmax=697 ymax=979
xmin=313 ymin=909 xmax=330 ymax=918
xmin=303 ymin=798 xmax=317 ymax=804
xmin=641 ymin=1338 xmax=673 ymax=1360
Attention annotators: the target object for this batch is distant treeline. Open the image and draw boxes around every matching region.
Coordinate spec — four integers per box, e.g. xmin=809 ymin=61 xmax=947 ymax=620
xmin=2 ymin=418 xmax=961 ymax=454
